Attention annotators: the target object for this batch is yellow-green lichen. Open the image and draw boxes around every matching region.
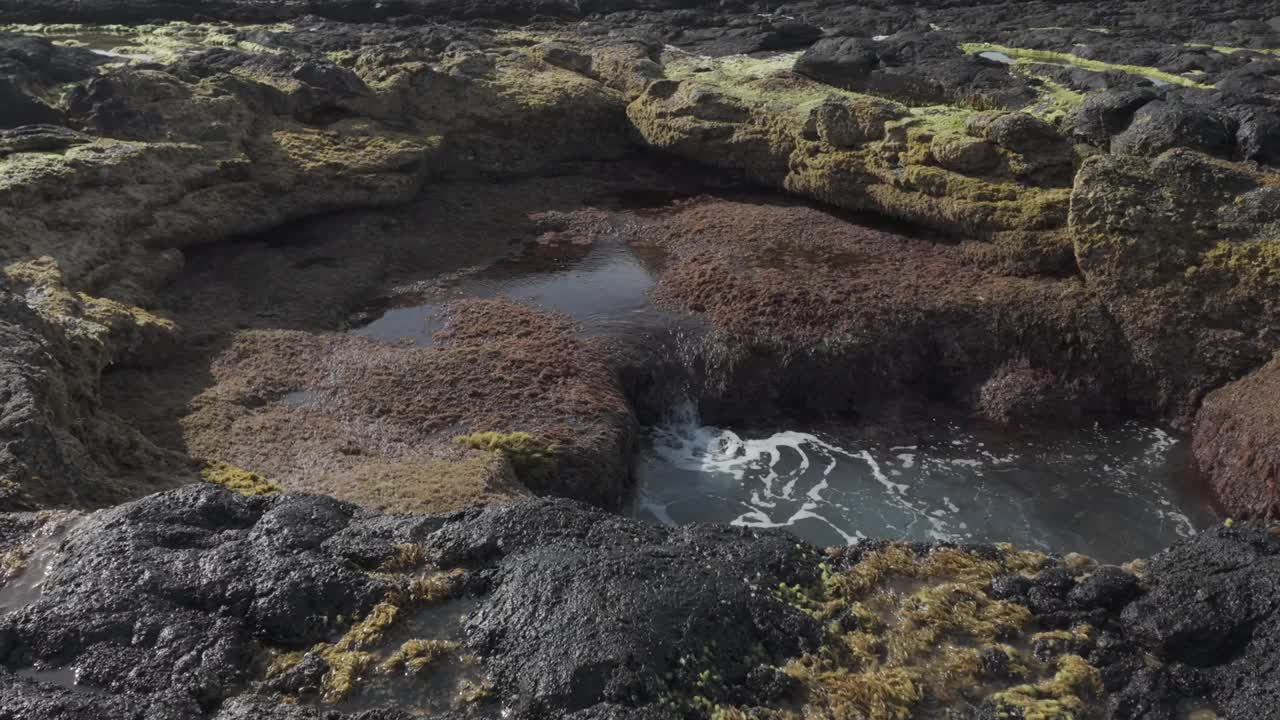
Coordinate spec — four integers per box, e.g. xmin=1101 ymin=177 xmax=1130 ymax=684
xmin=200 ymin=461 xmax=282 ymax=496
xmin=1196 ymin=240 xmax=1280 ymax=300
xmin=960 ymin=44 xmax=1212 ymax=88
xmin=454 ymin=431 xmax=557 ymax=484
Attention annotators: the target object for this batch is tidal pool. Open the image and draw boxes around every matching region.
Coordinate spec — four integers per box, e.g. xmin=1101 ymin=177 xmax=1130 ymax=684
xmin=351 ymin=236 xmax=669 ymax=345
xmin=629 ymin=408 xmax=1214 ymax=562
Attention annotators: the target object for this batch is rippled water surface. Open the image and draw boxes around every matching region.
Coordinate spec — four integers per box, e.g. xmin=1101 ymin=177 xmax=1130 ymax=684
xmin=630 ymin=409 xmax=1213 ymax=562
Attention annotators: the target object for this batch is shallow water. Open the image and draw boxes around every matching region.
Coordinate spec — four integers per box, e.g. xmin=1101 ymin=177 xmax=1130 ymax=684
xmin=0 ymin=520 xmax=78 ymax=615
xmin=351 ymin=237 xmax=668 ymax=346
xmin=629 ymin=407 xmax=1213 ymax=562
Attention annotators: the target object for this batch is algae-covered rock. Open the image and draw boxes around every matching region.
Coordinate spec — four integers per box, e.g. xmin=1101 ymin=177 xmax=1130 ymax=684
xmin=1070 ymin=149 xmax=1280 ymax=423
xmin=810 ymin=95 xmax=905 ymax=147
xmin=931 ymin=134 xmax=1000 ymax=174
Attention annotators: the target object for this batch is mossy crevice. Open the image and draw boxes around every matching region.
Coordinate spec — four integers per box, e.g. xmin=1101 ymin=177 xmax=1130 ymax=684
xmin=960 ymin=43 xmax=1212 ymax=89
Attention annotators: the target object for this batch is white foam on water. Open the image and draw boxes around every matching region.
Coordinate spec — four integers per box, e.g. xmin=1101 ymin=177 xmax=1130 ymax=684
xmin=632 ymin=405 xmax=1213 ymax=560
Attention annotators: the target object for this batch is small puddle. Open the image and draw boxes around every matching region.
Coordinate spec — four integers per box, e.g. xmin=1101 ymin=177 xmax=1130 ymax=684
xmin=15 ymin=666 xmax=110 ymax=695
xmin=0 ymin=518 xmax=79 ymax=615
xmin=89 ymin=48 xmax=156 ymax=62
xmin=350 ymin=236 xmax=669 ymax=346
xmin=630 ymin=408 xmax=1213 ymax=563
xmin=978 ymin=51 xmax=1016 ymax=65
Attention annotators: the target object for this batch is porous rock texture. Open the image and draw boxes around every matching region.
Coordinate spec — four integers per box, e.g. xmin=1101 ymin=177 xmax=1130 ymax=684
xmin=0 ymin=485 xmax=1277 ymax=719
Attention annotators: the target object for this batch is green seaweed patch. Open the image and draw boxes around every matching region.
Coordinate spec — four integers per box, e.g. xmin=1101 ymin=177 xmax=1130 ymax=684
xmin=988 ymin=654 xmax=1102 ymax=720
xmin=455 ymin=431 xmax=557 ymax=485
xmin=379 ymin=544 xmax=428 ymax=574
xmin=380 ymin=639 xmax=461 ymax=675
xmin=200 ymin=461 xmax=281 ymax=496
xmin=960 ymin=43 xmax=1211 ymax=89
xmin=733 ymin=544 xmax=1102 ymax=720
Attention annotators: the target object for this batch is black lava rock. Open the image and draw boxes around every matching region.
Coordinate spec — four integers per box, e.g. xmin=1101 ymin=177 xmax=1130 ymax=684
xmin=1111 ymin=100 xmax=1238 ymax=158
xmin=1069 ymin=565 xmax=1141 ymax=611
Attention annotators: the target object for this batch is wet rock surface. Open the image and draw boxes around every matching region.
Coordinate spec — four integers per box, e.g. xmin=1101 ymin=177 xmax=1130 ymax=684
xmin=0 ymin=485 xmax=1274 ymax=719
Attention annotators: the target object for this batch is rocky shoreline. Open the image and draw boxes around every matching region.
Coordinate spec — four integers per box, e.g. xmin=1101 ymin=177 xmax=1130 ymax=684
xmin=2 ymin=487 xmax=1278 ymax=719
xmin=2 ymin=0 xmax=1280 ymax=716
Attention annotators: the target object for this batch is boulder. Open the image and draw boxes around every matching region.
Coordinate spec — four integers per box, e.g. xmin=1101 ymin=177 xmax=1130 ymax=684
xmin=931 ymin=134 xmax=1000 ymax=174
xmin=1193 ymin=355 xmax=1280 ymax=519
xmin=1236 ymin=105 xmax=1280 ymax=165
xmin=793 ymin=36 xmax=880 ymax=91
xmin=1069 ymin=87 xmax=1160 ymax=147
xmin=810 ymin=95 xmax=905 ymax=147
xmin=1117 ymin=523 xmax=1280 ymax=718
xmin=1111 ymin=100 xmax=1237 ymax=158
xmin=970 ymin=111 xmax=1073 ymax=183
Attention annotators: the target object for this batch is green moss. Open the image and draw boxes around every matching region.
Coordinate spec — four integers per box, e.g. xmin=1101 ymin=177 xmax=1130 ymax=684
xmin=3 ymin=21 xmax=292 ymax=64
xmin=1186 ymin=42 xmax=1280 ymax=56
xmin=200 ymin=461 xmax=281 ymax=496
xmin=960 ymin=43 xmax=1212 ymax=88
xmin=663 ymin=52 xmax=832 ymax=112
xmin=1197 ymin=240 xmax=1280 ymax=296
xmin=455 ymin=431 xmax=557 ymax=485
